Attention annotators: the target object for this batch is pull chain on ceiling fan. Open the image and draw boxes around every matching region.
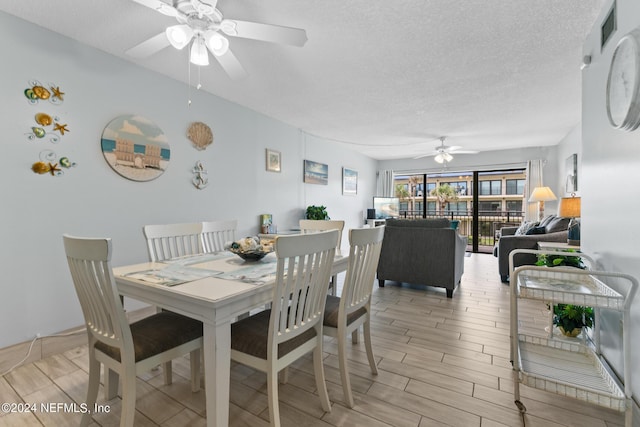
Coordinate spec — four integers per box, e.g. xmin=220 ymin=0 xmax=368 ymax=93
xmin=127 ymin=0 xmax=308 ymax=80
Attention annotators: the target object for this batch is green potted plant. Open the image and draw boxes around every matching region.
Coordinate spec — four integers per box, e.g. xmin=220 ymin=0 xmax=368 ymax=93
xmin=553 ymin=304 xmax=594 ymax=337
xmin=535 ymin=250 xmax=585 ymax=269
xmin=538 ymin=250 xmax=592 ymax=337
xmin=305 ymin=205 xmax=330 ymax=220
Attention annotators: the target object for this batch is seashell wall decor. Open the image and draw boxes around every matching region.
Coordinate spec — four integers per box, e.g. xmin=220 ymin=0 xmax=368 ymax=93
xmin=187 ymin=122 xmax=213 ymax=150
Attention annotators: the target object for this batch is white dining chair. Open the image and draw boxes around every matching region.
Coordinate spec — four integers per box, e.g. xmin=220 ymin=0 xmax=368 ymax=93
xmin=230 ymin=230 xmax=339 ymax=427
xmin=323 ymin=226 xmax=384 ymax=408
xmin=142 ymin=222 xmax=203 ymax=262
xmin=63 ymin=234 xmax=203 ymax=427
xmin=299 ymin=219 xmax=345 ymax=295
xmin=201 ymin=219 xmax=237 ymax=253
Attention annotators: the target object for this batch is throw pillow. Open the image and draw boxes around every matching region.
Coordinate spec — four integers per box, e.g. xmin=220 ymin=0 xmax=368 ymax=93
xmin=525 ymin=226 xmax=546 ymax=235
xmin=539 ymin=215 xmax=556 ymax=227
xmin=515 ymin=221 xmax=539 ymax=235
xmin=545 ymin=217 xmax=571 ymax=233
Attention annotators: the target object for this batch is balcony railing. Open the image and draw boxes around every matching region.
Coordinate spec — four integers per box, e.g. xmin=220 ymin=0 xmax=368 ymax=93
xmin=396 ymin=210 xmax=524 ymax=253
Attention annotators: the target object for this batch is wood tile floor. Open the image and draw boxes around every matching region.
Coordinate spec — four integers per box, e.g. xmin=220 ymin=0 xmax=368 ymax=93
xmin=0 ymin=254 xmax=625 ymax=426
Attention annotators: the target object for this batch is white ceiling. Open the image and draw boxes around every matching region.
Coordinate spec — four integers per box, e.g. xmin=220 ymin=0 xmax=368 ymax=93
xmin=0 ymin=0 xmax=605 ymax=160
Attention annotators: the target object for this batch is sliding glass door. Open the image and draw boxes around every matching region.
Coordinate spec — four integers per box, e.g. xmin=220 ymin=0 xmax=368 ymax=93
xmin=393 ymin=168 xmax=525 ymax=253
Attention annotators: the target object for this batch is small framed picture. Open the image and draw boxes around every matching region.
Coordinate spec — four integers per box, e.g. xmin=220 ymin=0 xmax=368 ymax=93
xmin=565 ymin=153 xmax=578 ymax=193
xmin=303 ymin=159 xmax=328 ymax=185
xmin=266 ymin=149 xmax=281 ymax=172
xmin=342 ymin=167 xmax=358 ymax=195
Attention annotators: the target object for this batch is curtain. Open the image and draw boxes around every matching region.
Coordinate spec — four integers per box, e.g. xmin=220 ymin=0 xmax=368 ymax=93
xmin=376 ymin=170 xmax=394 ymax=197
xmin=525 ymin=159 xmax=543 ymax=222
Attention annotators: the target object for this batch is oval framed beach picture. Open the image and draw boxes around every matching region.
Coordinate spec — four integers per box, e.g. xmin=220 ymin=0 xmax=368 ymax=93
xmin=101 ymin=115 xmax=170 ymax=182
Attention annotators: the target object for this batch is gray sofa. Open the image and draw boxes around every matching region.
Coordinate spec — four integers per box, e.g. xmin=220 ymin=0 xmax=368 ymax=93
xmin=494 ymin=215 xmax=570 ymax=282
xmin=377 ymin=218 xmax=466 ymax=298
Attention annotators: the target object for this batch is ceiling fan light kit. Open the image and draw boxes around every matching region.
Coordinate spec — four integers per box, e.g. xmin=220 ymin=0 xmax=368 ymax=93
xmin=190 ymin=36 xmax=209 ymax=66
xmin=166 ymin=24 xmax=194 ymax=49
xmin=434 ymin=152 xmax=453 ymax=164
xmin=205 ymin=31 xmax=229 ymax=56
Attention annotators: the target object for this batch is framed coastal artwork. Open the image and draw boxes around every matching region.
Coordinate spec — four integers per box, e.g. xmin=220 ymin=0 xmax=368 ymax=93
xmin=101 ymin=115 xmax=170 ymax=182
xmin=266 ymin=148 xmax=281 ymax=172
xmin=342 ymin=167 xmax=358 ymax=195
xmin=303 ymin=160 xmax=328 ymax=185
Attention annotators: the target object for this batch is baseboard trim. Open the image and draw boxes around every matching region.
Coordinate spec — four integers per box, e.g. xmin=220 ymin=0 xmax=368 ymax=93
xmin=0 ymin=306 xmax=156 ymax=375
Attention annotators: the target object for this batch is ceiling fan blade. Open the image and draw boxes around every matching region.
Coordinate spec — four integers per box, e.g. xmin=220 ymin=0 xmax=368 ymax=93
xmin=131 ymin=0 xmax=179 ymax=16
xmin=413 ymin=152 xmax=438 ymax=159
xmin=451 ymin=150 xmax=480 ymax=154
xmin=213 ymin=49 xmax=248 ymax=80
xmin=126 ymin=32 xmax=170 ymax=58
xmin=223 ymin=20 xmax=308 ymax=46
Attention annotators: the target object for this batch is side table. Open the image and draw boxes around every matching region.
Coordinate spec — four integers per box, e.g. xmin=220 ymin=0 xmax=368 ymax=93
xmin=537 ymin=241 xmax=580 ymax=251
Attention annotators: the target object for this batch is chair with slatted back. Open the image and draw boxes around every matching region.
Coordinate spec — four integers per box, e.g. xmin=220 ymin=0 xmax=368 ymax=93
xmin=230 ymin=230 xmax=338 ymax=427
xmin=201 ymin=220 xmax=237 ymax=253
xmin=299 ymin=219 xmax=345 ymax=295
xmin=323 ymin=226 xmax=384 ymax=408
xmin=142 ymin=222 xmax=203 ymax=262
xmin=63 ymin=235 xmax=203 ymax=427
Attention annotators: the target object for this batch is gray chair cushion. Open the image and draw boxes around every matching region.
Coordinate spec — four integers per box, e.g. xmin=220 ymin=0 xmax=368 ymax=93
xmin=95 ymin=311 xmax=203 ymax=362
xmin=323 ymin=295 xmax=366 ymax=328
xmin=231 ymin=309 xmax=317 ymax=359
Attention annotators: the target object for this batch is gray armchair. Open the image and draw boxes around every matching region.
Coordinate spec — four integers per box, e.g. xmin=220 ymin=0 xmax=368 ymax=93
xmin=377 ymin=219 xmax=466 ymax=298
xmin=495 ymin=216 xmax=570 ymax=282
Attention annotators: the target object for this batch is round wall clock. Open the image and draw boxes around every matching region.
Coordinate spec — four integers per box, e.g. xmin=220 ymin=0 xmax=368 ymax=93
xmin=606 ymin=28 xmax=640 ymax=131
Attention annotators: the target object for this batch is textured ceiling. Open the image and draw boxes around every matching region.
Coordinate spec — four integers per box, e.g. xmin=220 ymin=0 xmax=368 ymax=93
xmin=0 ymin=0 xmax=605 ymax=160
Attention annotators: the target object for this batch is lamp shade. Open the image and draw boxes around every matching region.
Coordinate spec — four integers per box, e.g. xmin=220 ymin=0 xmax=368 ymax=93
xmin=559 ymin=196 xmax=581 ymax=218
xmin=528 ymin=186 xmax=557 ymax=202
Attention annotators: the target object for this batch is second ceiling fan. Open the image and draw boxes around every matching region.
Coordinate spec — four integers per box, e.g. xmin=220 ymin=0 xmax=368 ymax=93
xmin=127 ymin=0 xmax=308 ymax=80
xmin=414 ymin=137 xmax=479 ymax=163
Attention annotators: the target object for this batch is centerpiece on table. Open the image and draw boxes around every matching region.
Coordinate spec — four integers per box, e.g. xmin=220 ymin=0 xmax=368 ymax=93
xmin=228 ymin=236 xmax=273 ymax=261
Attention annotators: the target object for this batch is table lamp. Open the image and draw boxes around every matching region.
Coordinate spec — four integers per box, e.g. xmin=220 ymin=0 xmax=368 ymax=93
xmin=528 ymin=186 xmax=557 ymax=221
xmin=559 ymin=194 xmax=581 ymax=246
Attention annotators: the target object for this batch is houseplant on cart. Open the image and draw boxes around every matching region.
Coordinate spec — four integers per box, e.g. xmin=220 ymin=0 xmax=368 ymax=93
xmin=553 ymin=304 xmax=594 ymax=337
xmin=536 ymin=251 xmax=592 ymax=337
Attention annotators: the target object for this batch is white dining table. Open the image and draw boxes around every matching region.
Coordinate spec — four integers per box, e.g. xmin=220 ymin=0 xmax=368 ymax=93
xmin=113 ymin=249 xmax=348 ymax=427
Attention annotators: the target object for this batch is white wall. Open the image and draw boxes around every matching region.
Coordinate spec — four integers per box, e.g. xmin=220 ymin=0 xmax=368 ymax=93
xmin=581 ymin=0 xmax=640 ymax=402
xmin=0 ymin=12 xmax=376 ymax=348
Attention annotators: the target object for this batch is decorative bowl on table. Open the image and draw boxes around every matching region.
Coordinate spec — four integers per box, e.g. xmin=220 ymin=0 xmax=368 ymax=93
xmin=228 ymin=237 xmax=273 ymax=261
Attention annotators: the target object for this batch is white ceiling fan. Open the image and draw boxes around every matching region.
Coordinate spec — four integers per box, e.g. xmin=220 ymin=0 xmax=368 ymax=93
xmin=126 ymin=0 xmax=308 ymax=80
xmin=413 ymin=137 xmax=479 ymax=163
